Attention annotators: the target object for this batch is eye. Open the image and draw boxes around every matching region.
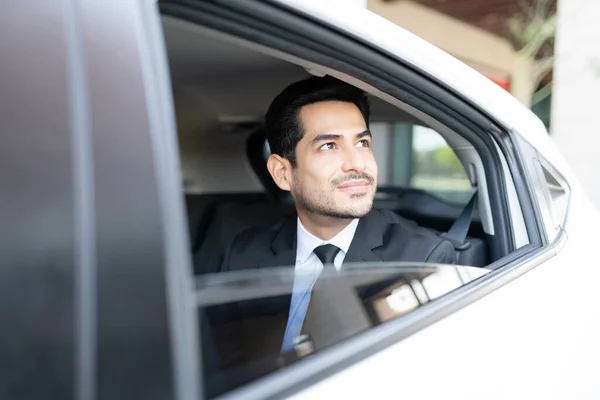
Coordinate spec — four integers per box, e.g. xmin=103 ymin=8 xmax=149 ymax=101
xmin=356 ymin=139 xmax=371 ymax=148
xmin=319 ymin=142 xmax=336 ymax=151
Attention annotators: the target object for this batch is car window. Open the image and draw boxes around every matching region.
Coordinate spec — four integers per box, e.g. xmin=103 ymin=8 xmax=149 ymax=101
xmin=370 ymin=122 xmax=474 ymax=204
xmin=533 ymin=156 xmax=570 ymax=240
xmin=160 ymin=9 xmax=494 ymax=399
xmin=197 ymin=264 xmax=489 ymax=398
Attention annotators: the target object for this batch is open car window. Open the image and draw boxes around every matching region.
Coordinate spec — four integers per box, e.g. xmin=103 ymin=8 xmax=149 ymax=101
xmin=197 ymin=264 xmax=489 ymax=398
xmin=156 ymin=0 xmax=537 ymax=397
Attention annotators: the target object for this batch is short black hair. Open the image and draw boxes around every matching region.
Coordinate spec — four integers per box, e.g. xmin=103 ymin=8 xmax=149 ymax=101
xmin=264 ymin=76 xmax=370 ymax=166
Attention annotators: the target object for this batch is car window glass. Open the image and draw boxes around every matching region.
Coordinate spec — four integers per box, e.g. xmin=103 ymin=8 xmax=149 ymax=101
xmin=197 ymin=265 xmax=489 ymax=398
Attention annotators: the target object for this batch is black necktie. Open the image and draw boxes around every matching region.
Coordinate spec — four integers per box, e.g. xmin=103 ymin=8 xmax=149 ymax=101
xmin=300 ymin=244 xmax=370 ymax=351
xmin=313 ymin=244 xmax=341 ymax=267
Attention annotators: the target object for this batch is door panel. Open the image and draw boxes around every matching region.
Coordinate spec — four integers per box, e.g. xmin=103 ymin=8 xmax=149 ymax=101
xmin=81 ymin=2 xmax=175 ymax=399
xmin=0 ymin=2 xmax=76 ymax=399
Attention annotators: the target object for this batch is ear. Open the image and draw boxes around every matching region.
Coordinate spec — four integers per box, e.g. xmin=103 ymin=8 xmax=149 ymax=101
xmin=266 ymin=154 xmax=292 ymax=192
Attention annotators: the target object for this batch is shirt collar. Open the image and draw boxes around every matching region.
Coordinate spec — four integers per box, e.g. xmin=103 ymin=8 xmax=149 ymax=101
xmin=296 ymin=218 xmax=359 ymax=264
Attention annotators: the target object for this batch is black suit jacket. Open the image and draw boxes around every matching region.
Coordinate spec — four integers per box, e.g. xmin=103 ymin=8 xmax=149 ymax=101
xmin=201 ymin=209 xmax=456 ymax=397
xmin=222 ymin=208 xmax=456 ymax=271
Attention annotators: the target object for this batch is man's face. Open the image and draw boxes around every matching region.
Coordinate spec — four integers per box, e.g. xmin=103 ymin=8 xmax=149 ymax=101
xmin=286 ymin=101 xmax=378 ymax=219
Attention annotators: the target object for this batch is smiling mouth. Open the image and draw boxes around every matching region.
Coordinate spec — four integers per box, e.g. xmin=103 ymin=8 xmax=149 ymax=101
xmin=337 ymin=180 xmax=371 ymax=192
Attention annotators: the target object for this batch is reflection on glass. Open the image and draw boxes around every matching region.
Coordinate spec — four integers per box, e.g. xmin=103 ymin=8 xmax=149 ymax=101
xmin=196 ymin=264 xmax=488 ymax=399
xmin=386 ymin=284 xmax=420 ymax=314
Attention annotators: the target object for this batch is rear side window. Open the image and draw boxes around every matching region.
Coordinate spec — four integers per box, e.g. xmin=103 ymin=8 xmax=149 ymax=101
xmin=370 ymin=122 xmax=473 ymax=204
xmin=534 ymin=156 xmax=570 ymax=240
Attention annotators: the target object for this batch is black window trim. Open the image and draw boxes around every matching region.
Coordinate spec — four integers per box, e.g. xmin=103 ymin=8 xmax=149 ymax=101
xmin=497 ymin=128 xmax=547 ymax=248
xmin=158 ymin=1 xmax=552 ymax=398
xmin=505 ymin=130 xmax=551 ymax=247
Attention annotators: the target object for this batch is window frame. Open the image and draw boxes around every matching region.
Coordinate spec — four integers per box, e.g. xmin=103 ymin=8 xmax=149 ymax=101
xmin=510 ymin=132 xmax=571 ymax=245
xmin=83 ymin=1 xmax=199 ymax=399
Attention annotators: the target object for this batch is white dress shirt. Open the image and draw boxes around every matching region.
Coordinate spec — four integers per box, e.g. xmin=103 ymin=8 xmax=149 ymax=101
xmin=295 ymin=217 xmax=359 ymax=273
xmin=280 ymin=218 xmax=359 ymax=352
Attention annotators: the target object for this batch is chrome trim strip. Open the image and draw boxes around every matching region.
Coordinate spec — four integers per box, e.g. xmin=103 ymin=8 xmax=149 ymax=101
xmin=64 ymin=0 xmax=97 ymax=398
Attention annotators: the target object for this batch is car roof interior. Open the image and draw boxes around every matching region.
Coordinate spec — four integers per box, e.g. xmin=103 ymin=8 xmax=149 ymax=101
xmin=161 ymin=15 xmax=495 ymax=270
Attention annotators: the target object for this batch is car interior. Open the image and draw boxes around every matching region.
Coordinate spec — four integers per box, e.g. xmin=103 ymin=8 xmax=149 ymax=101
xmin=161 ymin=15 xmax=511 ymax=275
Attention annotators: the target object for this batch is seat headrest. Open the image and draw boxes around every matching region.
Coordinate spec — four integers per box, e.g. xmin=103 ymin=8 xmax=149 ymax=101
xmin=246 ymin=128 xmax=292 ymax=203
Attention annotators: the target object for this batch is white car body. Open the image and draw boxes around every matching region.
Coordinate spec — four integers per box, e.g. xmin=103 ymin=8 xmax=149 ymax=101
xmin=276 ymin=2 xmax=600 ymax=399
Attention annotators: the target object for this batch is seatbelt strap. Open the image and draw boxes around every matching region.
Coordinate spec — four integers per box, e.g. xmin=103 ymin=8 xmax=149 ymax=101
xmin=441 ymin=190 xmax=478 ymax=261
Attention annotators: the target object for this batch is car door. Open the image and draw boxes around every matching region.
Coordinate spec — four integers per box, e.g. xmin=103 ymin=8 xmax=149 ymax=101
xmin=266 ymin=3 xmax=600 ymax=400
xmin=0 ymin=2 xmax=197 ymax=399
xmin=1 ymin=2 xmax=79 ymax=398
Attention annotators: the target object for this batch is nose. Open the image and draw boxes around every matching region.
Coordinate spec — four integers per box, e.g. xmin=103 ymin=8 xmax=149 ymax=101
xmin=341 ymin=145 xmax=366 ymax=173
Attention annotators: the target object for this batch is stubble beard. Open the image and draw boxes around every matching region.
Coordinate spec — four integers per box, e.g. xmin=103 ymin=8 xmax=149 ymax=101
xmin=291 ymin=172 xmax=375 ymax=219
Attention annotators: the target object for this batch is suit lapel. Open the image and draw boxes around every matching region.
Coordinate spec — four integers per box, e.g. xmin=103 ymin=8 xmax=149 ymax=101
xmin=344 ymin=209 xmax=383 ymax=264
xmin=258 ymin=216 xmax=297 ymax=269
xmin=260 ymin=211 xmax=384 ymax=266
xmin=255 ymin=216 xmax=297 ymax=348
xmin=250 ymin=211 xmax=384 ymax=354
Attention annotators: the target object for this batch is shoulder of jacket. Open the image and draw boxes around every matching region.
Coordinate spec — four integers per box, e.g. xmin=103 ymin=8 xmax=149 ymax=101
xmin=376 ymin=208 xmax=421 ymax=230
xmin=230 ymin=218 xmax=286 ymax=249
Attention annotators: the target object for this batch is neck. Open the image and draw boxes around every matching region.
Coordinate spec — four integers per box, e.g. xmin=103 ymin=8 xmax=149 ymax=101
xmin=297 ymin=210 xmax=353 ymax=241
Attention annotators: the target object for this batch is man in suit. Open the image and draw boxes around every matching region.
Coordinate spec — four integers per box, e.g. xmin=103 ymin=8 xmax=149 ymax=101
xmin=206 ymin=76 xmax=455 ymax=391
xmin=223 ymin=75 xmax=455 ymax=268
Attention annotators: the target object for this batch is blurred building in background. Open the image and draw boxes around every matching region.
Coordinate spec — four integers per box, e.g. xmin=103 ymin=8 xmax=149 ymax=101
xmin=368 ymin=0 xmax=554 ymax=126
xmin=369 ymin=0 xmax=515 ymax=91
xmin=336 ymin=0 xmax=600 ymax=210
xmin=552 ymin=0 xmax=600 ymax=209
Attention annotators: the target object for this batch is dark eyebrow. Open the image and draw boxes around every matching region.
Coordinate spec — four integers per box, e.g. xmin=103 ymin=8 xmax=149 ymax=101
xmin=311 ymin=130 xmax=371 ymax=145
xmin=311 ymin=134 xmax=343 ymax=145
xmin=356 ymin=130 xmax=372 ymax=139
